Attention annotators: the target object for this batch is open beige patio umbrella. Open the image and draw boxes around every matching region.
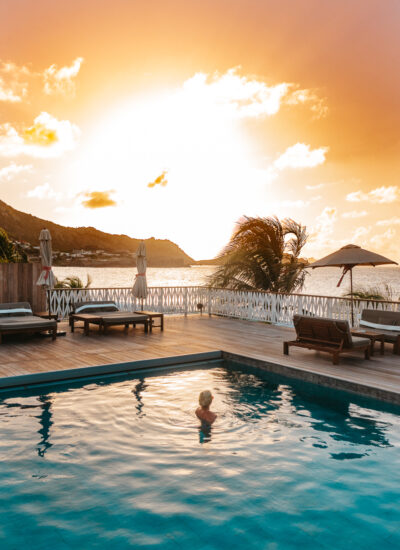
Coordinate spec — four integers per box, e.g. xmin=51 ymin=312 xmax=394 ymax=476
xmin=308 ymin=244 xmax=398 ymax=326
xmin=132 ymin=241 xmax=148 ymax=310
xmin=36 ymin=228 xmax=56 ymax=314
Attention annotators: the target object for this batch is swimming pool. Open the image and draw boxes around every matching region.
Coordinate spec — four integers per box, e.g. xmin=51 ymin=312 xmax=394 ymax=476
xmin=1 ymin=360 xmax=399 ymax=549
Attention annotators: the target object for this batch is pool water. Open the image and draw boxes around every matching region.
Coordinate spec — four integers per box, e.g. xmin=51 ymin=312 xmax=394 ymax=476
xmin=1 ymin=361 xmax=400 ymax=550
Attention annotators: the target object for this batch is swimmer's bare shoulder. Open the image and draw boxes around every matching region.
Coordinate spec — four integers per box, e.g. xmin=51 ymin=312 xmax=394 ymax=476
xmin=196 ymin=407 xmax=217 ymax=424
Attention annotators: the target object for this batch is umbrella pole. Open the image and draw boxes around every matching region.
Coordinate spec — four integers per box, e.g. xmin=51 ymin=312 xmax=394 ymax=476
xmin=350 ymin=268 xmax=354 ymax=327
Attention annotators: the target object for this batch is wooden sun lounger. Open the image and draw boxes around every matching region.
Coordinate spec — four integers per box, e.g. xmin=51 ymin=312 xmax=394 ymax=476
xmin=283 ymin=314 xmax=371 ymax=365
xmin=69 ymin=301 xmax=149 ymax=335
xmin=0 ymin=302 xmax=57 ymax=343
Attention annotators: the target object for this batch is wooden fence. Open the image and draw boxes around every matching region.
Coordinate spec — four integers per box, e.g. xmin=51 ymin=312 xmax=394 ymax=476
xmin=0 ymin=263 xmax=46 ymax=312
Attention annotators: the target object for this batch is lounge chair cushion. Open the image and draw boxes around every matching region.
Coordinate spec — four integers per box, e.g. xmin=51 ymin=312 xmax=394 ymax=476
xmin=0 ymin=315 xmax=56 ymax=330
xmin=90 ymin=312 xmax=149 ymax=325
xmin=0 ymin=302 xmax=33 ymax=317
xmin=73 ymin=301 xmax=119 ymax=314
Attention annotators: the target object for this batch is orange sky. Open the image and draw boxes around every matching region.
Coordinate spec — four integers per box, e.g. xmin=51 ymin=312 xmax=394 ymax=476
xmin=0 ymin=0 xmax=399 ymax=260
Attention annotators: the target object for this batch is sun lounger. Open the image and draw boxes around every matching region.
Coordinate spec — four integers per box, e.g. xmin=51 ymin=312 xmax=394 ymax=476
xmin=0 ymin=302 xmax=57 ymax=343
xmin=360 ymin=309 xmax=400 ymax=355
xmin=283 ymin=314 xmax=371 ymax=364
xmin=69 ymin=301 xmax=149 ymax=335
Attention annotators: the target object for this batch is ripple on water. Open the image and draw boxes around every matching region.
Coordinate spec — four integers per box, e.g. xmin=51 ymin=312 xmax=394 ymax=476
xmin=0 ymin=364 xmax=400 ymax=549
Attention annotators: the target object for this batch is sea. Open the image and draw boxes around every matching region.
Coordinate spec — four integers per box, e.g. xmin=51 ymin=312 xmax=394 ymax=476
xmin=53 ymin=265 xmax=400 ymax=299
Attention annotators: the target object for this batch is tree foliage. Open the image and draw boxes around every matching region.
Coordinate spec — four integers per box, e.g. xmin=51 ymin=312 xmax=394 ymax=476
xmin=54 ymin=274 xmax=92 ymax=289
xmin=0 ymin=228 xmax=27 ymax=263
xmin=207 ymin=216 xmax=308 ymax=293
xmin=344 ymin=284 xmax=398 ymax=302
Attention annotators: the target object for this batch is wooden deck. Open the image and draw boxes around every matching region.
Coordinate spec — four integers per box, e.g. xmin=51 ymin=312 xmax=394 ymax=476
xmin=0 ymin=315 xmax=399 ymax=396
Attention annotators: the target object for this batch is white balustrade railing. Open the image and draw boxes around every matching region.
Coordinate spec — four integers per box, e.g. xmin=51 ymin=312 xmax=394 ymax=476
xmin=48 ymin=286 xmax=210 ymax=320
xmin=48 ymin=286 xmax=400 ymax=327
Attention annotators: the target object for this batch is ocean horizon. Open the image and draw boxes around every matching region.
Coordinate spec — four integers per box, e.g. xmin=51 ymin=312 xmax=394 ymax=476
xmin=53 ymin=264 xmax=400 ymax=300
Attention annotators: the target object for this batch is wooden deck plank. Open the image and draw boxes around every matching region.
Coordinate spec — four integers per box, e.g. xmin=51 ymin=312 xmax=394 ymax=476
xmin=0 ymin=315 xmax=399 ymax=394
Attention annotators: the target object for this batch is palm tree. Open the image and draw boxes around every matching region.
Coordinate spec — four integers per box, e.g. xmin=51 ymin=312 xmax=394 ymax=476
xmin=344 ymin=284 xmax=398 ymax=302
xmin=207 ymin=216 xmax=308 ymax=293
xmin=54 ymin=274 xmax=92 ymax=289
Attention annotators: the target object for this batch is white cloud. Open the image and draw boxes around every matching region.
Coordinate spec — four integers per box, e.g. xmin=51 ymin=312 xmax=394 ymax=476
xmin=351 ymin=226 xmax=371 ymax=242
xmin=26 ymin=182 xmax=62 ymax=200
xmin=0 ymin=162 xmax=32 ymax=181
xmin=346 ymin=186 xmax=399 ymax=204
xmin=341 ymin=210 xmax=368 ymax=219
xmin=306 ymin=207 xmax=339 ymax=255
xmin=274 ymin=143 xmax=328 ymax=170
xmin=370 ymin=228 xmax=397 ymax=248
xmin=43 ymin=57 xmax=84 ymax=96
xmin=306 ymin=183 xmax=326 ymax=191
xmin=286 ymin=88 xmax=328 ymax=118
xmin=315 ymin=207 xmax=337 ymax=233
xmin=180 ymin=68 xmax=326 ymax=121
xmin=0 ymin=61 xmax=30 ymax=102
xmin=0 ymin=77 xmax=23 ymax=102
xmin=275 ymin=199 xmax=311 ymax=208
xmin=376 ymin=217 xmax=400 ymax=226
xmin=181 ymin=69 xmax=290 ymax=119
xmin=0 ymin=112 xmax=80 ymax=158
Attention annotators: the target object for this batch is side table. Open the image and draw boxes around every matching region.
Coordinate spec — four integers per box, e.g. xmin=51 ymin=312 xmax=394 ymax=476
xmin=351 ymin=328 xmax=385 ymax=356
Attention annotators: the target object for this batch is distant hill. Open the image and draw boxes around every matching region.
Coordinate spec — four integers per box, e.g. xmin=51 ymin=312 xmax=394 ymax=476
xmin=0 ymin=200 xmax=194 ymax=267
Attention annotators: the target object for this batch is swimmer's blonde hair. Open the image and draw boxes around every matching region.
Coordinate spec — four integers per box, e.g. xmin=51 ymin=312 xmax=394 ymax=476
xmin=199 ymin=390 xmax=213 ymax=408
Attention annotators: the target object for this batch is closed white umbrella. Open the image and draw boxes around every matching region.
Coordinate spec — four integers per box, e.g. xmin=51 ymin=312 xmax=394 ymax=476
xmin=132 ymin=241 xmax=148 ymax=310
xmin=36 ymin=228 xmax=56 ymax=315
xmin=37 ymin=228 xmax=56 ymax=288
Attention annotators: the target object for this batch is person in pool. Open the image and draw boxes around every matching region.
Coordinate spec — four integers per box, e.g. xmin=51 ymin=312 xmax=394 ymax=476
xmin=196 ymin=390 xmax=217 ymax=425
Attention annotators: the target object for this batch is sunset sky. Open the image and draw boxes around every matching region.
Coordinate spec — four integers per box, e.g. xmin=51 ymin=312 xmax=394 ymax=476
xmin=0 ymin=0 xmax=399 ymax=260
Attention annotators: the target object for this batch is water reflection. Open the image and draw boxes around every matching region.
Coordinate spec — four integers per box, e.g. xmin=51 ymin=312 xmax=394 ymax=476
xmin=0 ymin=394 xmax=53 ymax=457
xmin=37 ymin=396 xmax=53 ymax=457
xmin=213 ymin=366 xmax=393 ymax=457
xmin=132 ymin=380 xmax=147 ymax=417
xmin=198 ymin=421 xmax=212 ymax=444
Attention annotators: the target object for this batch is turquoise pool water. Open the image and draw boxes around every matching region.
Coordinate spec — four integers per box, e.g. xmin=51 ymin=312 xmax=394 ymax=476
xmin=1 ymin=361 xmax=400 ymax=549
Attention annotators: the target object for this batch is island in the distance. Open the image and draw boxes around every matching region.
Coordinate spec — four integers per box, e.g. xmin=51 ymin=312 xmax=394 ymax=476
xmin=0 ymin=200 xmax=216 ymax=267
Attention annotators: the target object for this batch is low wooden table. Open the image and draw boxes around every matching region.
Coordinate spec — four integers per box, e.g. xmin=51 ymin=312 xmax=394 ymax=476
xmin=70 ymin=313 xmax=101 ymax=335
xmin=351 ymin=328 xmax=385 ymax=356
xmin=135 ymin=311 xmax=164 ymax=331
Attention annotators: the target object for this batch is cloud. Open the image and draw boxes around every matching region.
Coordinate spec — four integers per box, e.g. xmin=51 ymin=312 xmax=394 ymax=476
xmin=274 ymin=143 xmax=328 ymax=170
xmin=147 ymin=171 xmax=168 ymax=188
xmin=26 ymin=182 xmax=62 ymax=200
xmin=376 ymin=217 xmax=400 ymax=226
xmin=341 ymin=210 xmax=368 ymax=219
xmin=182 ymin=69 xmax=290 ymax=118
xmin=0 ymin=112 xmax=80 ymax=158
xmin=286 ymin=88 xmax=328 ymax=118
xmin=0 ymin=162 xmax=32 ymax=181
xmin=346 ymin=186 xmax=399 ymax=204
xmin=315 ymin=207 xmax=337 ymax=232
xmin=0 ymin=62 xmax=30 ymax=102
xmin=180 ymin=68 xmax=326 ymax=121
xmin=81 ymin=190 xmax=117 ymax=209
xmin=306 ymin=183 xmax=326 ymax=191
xmin=43 ymin=57 xmax=83 ymax=96
xmin=370 ymin=228 xmax=397 ymax=248
xmin=277 ymin=199 xmax=310 ymax=208
xmin=351 ymin=226 xmax=371 ymax=241
xmin=0 ymin=77 xmax=23 ymax=102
